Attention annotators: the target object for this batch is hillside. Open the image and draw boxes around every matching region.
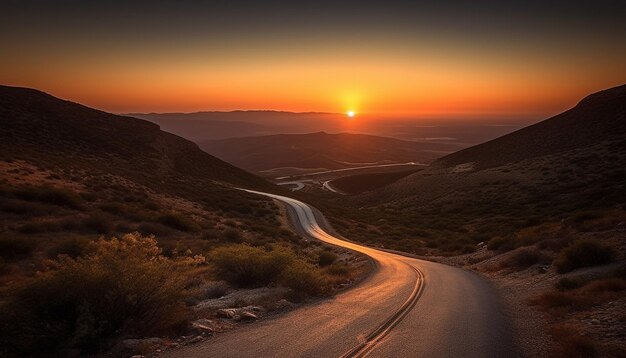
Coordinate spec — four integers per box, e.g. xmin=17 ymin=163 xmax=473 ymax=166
xmin=435 ymin=84 xmax=626 ymax=169
xmin=200 ymin=132 xmax=460 ymax=175
xmin=321 ymin=84 xmax=626 ymax=255
xmin=0 ymin=86 xmax=366 ymax=355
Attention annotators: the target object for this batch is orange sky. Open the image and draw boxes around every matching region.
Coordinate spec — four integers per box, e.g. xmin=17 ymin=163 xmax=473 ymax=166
xmin=1 ymin=1 xmax=625 ymax=118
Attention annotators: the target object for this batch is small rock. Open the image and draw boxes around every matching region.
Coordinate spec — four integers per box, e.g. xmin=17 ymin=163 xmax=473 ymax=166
xmin=191 ymin=318 xmax=218 ymax=332
xmin=240 ymin=311 xmax=258 ymax=321
xmin=217 ymin=308 xmax=238 ymax=319
xmin=188 ymin=336 xmax=204 ymax=344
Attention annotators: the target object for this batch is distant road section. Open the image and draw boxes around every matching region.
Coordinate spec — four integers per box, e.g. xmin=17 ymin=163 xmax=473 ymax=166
xmin=163 ymin=190 xmax=518 ymax=358
xmin=275 ymin=162 xmax=425 ymax=180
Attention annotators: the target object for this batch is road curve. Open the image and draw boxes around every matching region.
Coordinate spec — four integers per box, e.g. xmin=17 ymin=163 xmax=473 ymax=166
xmin=163 ymin=190 xmax=518 ymax=358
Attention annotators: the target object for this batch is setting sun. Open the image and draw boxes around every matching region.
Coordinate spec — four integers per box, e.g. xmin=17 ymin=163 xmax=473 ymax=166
xmin=347 ymin=111 xmax=355 ymax=118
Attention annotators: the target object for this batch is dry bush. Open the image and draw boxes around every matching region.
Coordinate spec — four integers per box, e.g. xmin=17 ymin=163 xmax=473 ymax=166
xmin=0 ymin=198 xmax=51 ymax=216
xmin=0 ymin=233 xmax=188 ymax=356
xmin=81 ymin=211 xmax=113 ymax=234
xmin=318 ymin=250 xmax=337 ymax=267
xmin=549 ymin=323 xmax=598 ymax=357
xmin=500 ymin=248 xmax=551 ymax=271
xmin=210 ymin=244 xmax=329 ymax=295
xmin=12 ymin=185 xmax=83 ymax=209
xmin=157 ymin=213 xmax=200 ymax=233
xmin=46 ymin=236 xmax=93 ymax=259
xmin=555 ymin=239 xmax=615 ymax=273
xmin=531 ymin=277 xmax=626 ymax=315
xmin=210 ymin=245 xmax=294 ymax=287
xmin=0 ymin=236 xmax=38 ymax=261
xmin=487 ymin=236 xmax=510 ymax=251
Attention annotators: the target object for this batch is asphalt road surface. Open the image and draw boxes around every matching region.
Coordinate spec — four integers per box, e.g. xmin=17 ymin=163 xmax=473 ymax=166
xmin=163 ymin=190 xmax=518 ymax=358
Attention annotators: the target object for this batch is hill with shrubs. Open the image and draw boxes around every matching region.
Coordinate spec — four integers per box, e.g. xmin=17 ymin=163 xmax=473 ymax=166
xmin=0 ymin=85 xmax=365 ymax=356
xmin=315 ymin=84 xmax=626 ymax=356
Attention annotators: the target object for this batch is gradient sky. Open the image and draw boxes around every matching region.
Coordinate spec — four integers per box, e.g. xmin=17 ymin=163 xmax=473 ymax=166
xmin=1 ymin=0 xmax=625 ymax=118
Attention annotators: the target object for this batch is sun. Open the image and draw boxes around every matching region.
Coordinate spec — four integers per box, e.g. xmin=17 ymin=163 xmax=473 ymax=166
xmin=347 ymin=110 xmax=355 ymax=118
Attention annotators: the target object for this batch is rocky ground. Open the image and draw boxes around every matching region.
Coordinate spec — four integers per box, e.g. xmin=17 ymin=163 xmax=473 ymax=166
xmin=437 ymin=244 xmax=626 ymax=357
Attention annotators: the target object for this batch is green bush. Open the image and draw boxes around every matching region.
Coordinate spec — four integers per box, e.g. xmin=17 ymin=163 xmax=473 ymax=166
xmin=555 ymin=239 xmax=615 ymax=273
xmin=0 ymin=233 xmax=187 ymax=356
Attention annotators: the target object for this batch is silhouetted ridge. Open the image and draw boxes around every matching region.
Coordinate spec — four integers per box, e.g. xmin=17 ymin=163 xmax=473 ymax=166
xmin=435 ymin=84 xmax=626 ymax=169
xmin=0 ymin=85 xmax=272 ymax=191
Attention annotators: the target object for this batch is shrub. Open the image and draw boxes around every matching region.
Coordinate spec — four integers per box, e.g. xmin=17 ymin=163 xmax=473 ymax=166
xmin=210 ymin=245 xmax=293 ymax=287
xmin=81 ymin=212 xmax=112 ymax=234
xmin=201 ymin=228 xmax=221 ymax=241
xmin=138 ymin=222 xmax=173 ymax=236
xmin=98 ymin=202 xmax=127 ymax=215
xmin=487 ymin=236 xmax=509 ymax=251
xmin=47 ymin=236 xmax=93 ymax=259
xmin=550 ymin=323 xmax=597 ymax=357
xmin=502 ymin=248 xmax=550 ymax=271
xmin=157 ymin=213 xmax=200 ymax=232
xmin=0 ymin=236 xmax=37 ymax=261
xmin=210 ymin=245 xmax=328 ymax=295
xmin=555 ymin=239 xmax=615 ymax=273
xmin=0 ymin=233 xmax=187 ymax=356
xmin=18 ymin=220 xmax=62 ymax=234
xmin=318 ymin=250 xmax=337 ymax=267
xmin=555 ymin=276 xmax=588 ymax=291
xmin=326 ymin=263 xmax=349 ymax=276
xmin=281 ymin=261 xmax=327 ymax=296
xmin=222 ymin=228 xmax=243 ymax=243
xmin=0 ymin=199 xmax=50 ymax=216
xmin=13 ymin=185 xmax=83 ymax=209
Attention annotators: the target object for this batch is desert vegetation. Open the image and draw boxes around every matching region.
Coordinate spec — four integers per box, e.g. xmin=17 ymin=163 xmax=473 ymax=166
xmin=0 ymin=154 xmax=368 ymax=356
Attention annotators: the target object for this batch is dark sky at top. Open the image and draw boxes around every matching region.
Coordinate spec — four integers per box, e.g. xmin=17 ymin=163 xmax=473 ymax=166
xmin=1 ymin=0 xmax=624 ymax=114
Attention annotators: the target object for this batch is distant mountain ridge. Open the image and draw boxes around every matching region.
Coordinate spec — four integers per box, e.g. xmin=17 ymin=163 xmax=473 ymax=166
xmin=130 ymin=111 xmax=346 ymax=141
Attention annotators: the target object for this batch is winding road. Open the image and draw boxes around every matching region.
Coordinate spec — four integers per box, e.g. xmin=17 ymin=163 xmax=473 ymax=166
xmin=163 ymin=190 xmax=518 ymax=358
